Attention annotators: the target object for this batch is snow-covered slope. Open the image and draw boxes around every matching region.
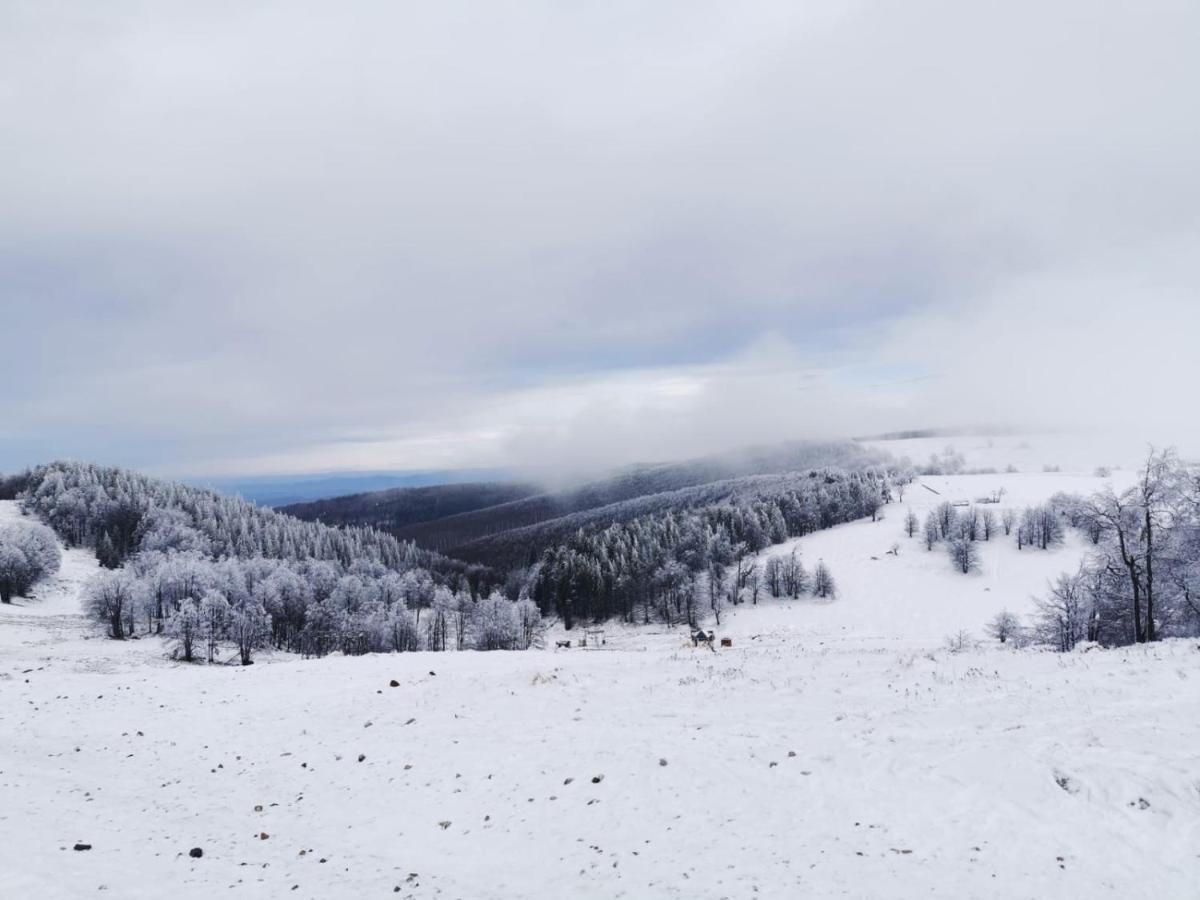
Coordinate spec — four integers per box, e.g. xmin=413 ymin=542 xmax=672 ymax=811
xmin=0 ymin=500 xmax=102 ymax=647
xmin=2 ymin=480 xmax=1198 ymax=899
xmin=738 ymin=471 xmax=1136 ymax=647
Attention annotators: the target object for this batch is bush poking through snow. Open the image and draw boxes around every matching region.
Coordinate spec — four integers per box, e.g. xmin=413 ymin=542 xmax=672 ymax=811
xmin=944 ymin=630 xmax=976 ymax=653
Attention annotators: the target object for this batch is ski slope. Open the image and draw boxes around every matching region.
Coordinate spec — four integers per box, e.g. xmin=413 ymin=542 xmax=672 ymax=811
xmin=2 ymin=464 xmax=1199 ymax=899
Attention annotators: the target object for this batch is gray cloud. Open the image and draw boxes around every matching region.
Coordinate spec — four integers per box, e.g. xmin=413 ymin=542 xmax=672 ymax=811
xmin=2 ymin=1 xmax=1198 ymax=476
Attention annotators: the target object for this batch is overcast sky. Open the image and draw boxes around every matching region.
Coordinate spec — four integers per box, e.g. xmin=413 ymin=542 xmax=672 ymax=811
xmin=2 ymin=1 xmax=1198 ymax=478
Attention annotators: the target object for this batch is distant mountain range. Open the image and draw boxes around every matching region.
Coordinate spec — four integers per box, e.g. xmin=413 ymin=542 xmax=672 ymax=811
xmin=281 ymin=440 xmax=890 ymax=569
xmin=189 ymin=468 xmax=517 ymax=507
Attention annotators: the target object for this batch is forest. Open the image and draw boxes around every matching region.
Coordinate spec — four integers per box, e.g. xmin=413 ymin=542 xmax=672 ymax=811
xmin=283 ymin=440 xmax=889 ymax=566
xmin=529 ymin=468 xmax=889 ymax=628
xmin=8 ymin=446 xmax=1199 ymax=662
xmin=5 ymin=459 xmax=891 ymax=661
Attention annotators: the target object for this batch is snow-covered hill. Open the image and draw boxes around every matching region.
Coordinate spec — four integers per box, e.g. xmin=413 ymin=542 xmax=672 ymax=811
xmin=2 ymin=473 xmax=1199 ymax=899
xmin=741 ymin=470 xmax=1135 ymax=646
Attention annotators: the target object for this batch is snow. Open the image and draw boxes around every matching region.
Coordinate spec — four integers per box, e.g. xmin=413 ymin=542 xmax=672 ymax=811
xmin=743 ymin=470 xmax=1137 ymax=647
xmin=2 ymin=472 xmax=1199 ymax=898
xmin=859 ymin=431 xmax=1151 ymax=475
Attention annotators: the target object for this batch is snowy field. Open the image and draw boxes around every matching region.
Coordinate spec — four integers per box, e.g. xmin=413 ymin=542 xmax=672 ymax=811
xmin=748 ymin=469 xmax=1138 ymax=647
xmin=3 ymin=461 xmax=1200 ymax=898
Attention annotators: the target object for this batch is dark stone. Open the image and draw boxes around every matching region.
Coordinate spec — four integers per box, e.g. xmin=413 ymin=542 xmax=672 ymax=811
xmin=389 ymin=680 xmax=400 ymax=688
xmin=189 ymin=847 xmax=203 ymax=858
xmin=73 ymin=843 xmax=92 ymax=851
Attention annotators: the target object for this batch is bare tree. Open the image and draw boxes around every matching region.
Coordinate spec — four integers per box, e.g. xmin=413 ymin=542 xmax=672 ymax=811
xmin=981 ymin=509 xmax=996 ymax=541
xmin=1034 ymin=566 xmax=1091 ymax=651
xmin=812 ymin=561 xmax=837 ymax=599
xmin=763 ymin=556 xmax=783 ymax=598
xmin=708 ymin=565 xmax=726 ymax=624
xmin=944 ymin=629 xmax=975 ymax=653
xmin=86 ymin=570 xmax=143 ymax=640
xmin=923 ymin=511 xmax=939 ymax=551
xmin=780 ymin=550 xmax=806 ymax=598
xmin=985 ymin=609 xmax=1022 ymax=644
xmin=948 ymin=537 xmax=979 ymax=574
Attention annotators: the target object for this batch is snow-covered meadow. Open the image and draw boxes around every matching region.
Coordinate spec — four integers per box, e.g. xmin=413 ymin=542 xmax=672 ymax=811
xmin=748 ymin=469 xmax=1136 ymax=646
xmin=2 ymin=455 xmax=1199 ymax=899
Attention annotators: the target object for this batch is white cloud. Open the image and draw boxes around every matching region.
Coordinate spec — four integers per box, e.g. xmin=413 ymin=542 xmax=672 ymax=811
xmin=2 ymin=1 xmax=1198 ymax=474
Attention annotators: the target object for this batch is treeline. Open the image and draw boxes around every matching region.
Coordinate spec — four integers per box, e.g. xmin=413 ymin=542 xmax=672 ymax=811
xmin=83 ymin=560 xmax=543 ymax=662
xmin=976 ymin=449 xmax=1200 ymax=652
xmin=531 ymin=468 xmax=889 ymax=628
xmin=16 ymin=462 xmax=544 ymax=662
xmin=1035 ymin=449 xmax=1200 ymax=648
xmin=912 ymin=499 xmax=1064 ymax=573
xmin=285 ymin=440 xmax=889 ymax=566
xmin=280 ymin=481 xmax=540 ymax=532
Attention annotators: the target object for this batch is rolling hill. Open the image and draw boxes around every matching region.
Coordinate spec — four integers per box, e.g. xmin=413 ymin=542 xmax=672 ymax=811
xmin=282 ymin=440 xmax=891 ymax=567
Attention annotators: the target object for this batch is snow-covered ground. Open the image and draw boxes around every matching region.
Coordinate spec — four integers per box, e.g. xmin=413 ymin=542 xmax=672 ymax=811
xmin=743 ymin=470 xmax=1137 ymax=647
xmin=859 ymin=430 xmax=1151 ymax=475
xmin=3 ymin=457 xmax=1199 ymax=898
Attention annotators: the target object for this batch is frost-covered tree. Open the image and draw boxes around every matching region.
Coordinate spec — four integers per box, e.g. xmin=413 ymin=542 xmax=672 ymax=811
xmin=780 ymin=550 xmax=806 ymax=598
xmin=200 ymin=590 xmax=229 ymax=663
xmin=229 ymin=600 xmax=271 ymax=665
xmin=1034 ymin=566 xmax=1091 ymax=651
xmin=948 ymin=537 xmax=979 ymax=575
xmin=904 ymin=508 xmax=919 ymax=538
xmin=935 ymin=502 xmax=956 ymax=539
xmin=472 ymin=591 xmax=517 ymax=650
xmin=386 ymin=604 xmax=421 ymax=652
xmin=513 ymin=597 xmax=544 ymax=650
xmin=86 ymin=570 xmax=143 ymax=639
xmin=944 ymin=629 xmax=975 ymax=653
xmin=985 ymin=609 xmax=1022 ymax=644
xmin=451 ymin=592 xmax=473 ymax=651
xmin=763 ymin=556 xmax=783 ymax=597
xmin=427 ymin=586 xmax=454 ymax=651
xmin=166 ymin=598 xmax=202 ymax=661
xmin=1018 ymin=505 xmax=1064 ymax=551
xmin=812 ymin=561 xmax=836 ymax=599
xmin=923 ymin=511 xmax=939 ymax=551
xmin=981 ymin=509 xmax=996 ymax=541
xmin=708 ymin=567 xmax=726 ymax=624
xmin=1056 ymin=448 xmax=1193 ymax=644
xmin=0 ymin=521 xmax=61 ymax=603
xmin=531 ymin=466 xmax=896 ymax=626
